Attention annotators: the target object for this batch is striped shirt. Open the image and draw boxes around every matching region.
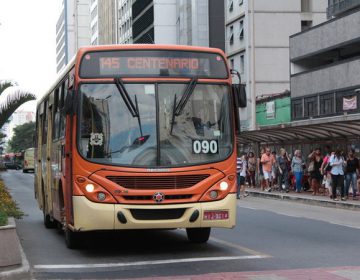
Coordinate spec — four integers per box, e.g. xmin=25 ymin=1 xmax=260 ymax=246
xmin=237 ymin=157 xmax=247 ymax=177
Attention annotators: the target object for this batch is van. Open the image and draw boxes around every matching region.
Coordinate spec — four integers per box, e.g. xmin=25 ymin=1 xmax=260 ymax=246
xmin=23 ymin=148 xmax=35 ymax=173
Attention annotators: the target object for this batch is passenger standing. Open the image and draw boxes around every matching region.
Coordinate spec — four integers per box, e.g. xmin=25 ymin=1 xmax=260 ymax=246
xmin=236 ymin=153 xmax=248 ymax=199
xmin=271 ymin=151 xmax=278 ymax=190
xmin=261 ymin=148 xmax=273 ymax=192
xmin=257 ymin=148 xmax=265 ymax=190
xmin=308 ymin=148 xmax=323 ymax=195
xmin=277 ymin=148 xmax=290 ymax=193
xmin=344 ymin=149 xmax=359 ymax=200
xmin=291 ymin=150 xmax=305 ymax=193
xmin=247 ymin=152 xmax=256 ymax=188
xmin=329 ymin=149 xmax=345 ymax=201
xmin=320 ymin=146 xmax=332 ymax=197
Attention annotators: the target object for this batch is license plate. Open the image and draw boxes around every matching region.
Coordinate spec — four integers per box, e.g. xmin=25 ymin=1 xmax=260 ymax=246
xmin=203 ymin=210 xmax=229 ymax=220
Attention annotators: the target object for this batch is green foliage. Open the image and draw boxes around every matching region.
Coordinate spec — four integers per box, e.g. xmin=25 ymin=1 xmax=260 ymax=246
xmin=0 ymin=180 xmax=24 ymax=225
xmin=0 ymin=210 xmax=7 ymax=226
xmin=8 ymin=122 xmax=36 ymax=152
xmin=0 ymin=81 xmax=36 ymax=129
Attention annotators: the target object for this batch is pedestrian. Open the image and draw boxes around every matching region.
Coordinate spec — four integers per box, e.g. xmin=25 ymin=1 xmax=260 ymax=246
xmin=257 ymin=148 xmax=265 ymax=190
xmin=329 ymin=149 xmax=345 ymax=201
xmin=271 ymin=151 xmax=278 ymax=190
xmin=277 ymin=148 xmax=290 ymax=193
xmin=291 ymin=150 xmax=305 ymax=193
xmin=308 ymin=148 xmax=323 ymax=195
xmin=261 ymin=147 xmax=273 ymax=192
xmin=236 ymin=152 xmax=248 ymax=199
xmin=320 ymin=146 xmax=332 ymax=197
xmin=247 ymin=151 xmax=256 ymax=188
xmin=344 ymin=148 xmax=359 ymax=200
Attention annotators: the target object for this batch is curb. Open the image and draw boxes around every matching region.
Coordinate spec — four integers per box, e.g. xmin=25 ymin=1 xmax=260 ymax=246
xmin=246 ymin=189 xmax=360 ymax=211
xmin=0 ymin=220 xmax=30 ymax=280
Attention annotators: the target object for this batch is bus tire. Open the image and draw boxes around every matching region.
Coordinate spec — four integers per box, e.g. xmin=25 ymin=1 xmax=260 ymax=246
xmin=186 ymin=227 xmax=211 ymax=243
xmin=65 ymin=227 xmax=80 ymax=249
xmin=43 ymin=212 xmax=57 ymax=228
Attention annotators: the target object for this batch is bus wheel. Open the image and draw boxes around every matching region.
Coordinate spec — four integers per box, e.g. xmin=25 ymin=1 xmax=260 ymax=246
xmin=43 ymin=212 xmax=57 ymax=229
xmin=186 ymin=227 xmax=211 ymax=243
xmin=65 ymin=227 xmax=80 ymax=249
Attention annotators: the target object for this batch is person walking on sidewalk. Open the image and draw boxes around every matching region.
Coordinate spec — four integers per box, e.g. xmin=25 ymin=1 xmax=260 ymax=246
xmin=247 ymin=152 xmax=256 ymax=188
xmin=308 ymin=148 xmax=323 ymax=196
xmin=277 ymin=148 xmax=290 ymax=193
xmin=291 ymin=150 xmax=305 ymax=193
xmin=344 ymin=148 xmax=359 ymax=200
xmin=236 ymin=152 xmax=248 ymax=199
xmin=261 ymin=148 xmax=274 ymax=192
xmin=329 ymin=149 xmax=345 ymax=201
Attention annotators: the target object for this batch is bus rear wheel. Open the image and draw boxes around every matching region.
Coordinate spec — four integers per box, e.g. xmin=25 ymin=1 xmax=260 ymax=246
xmin=43 ymin=212 xmax=57 ymax=228
xmin=65 ymin=227 xmax=80 ymax=249
xmin=186 ymin=227 xmax=211 ymax=243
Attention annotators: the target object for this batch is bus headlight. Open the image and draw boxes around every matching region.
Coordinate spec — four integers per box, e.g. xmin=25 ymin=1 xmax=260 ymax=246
xmin=97 ymin=192 xmax=106 ymax=201
xmin=220 ymin=181 xmax=229 ymax=191
xmin=85 ymin=184 xmax=95 ymax=193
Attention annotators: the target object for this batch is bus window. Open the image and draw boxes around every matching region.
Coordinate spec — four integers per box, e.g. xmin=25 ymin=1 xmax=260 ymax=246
xmin=59 ymin=80 xmax=67 ymax=138
xmin=53 ymin=88 xmax=60 ymax=140
xmin=42 ymin=101 xmax=48 ymax=145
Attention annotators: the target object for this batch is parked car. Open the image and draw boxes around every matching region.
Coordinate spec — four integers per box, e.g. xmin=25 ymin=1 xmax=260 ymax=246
xmin=23 ymin=148 xmax=35 ymax=173
xmin=4 ymin=162 xmax=22 ymax=170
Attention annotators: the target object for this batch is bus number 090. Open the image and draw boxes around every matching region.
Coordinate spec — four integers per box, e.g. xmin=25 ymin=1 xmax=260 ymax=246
xmin=192 ymin=140 xmax=218 ymax=154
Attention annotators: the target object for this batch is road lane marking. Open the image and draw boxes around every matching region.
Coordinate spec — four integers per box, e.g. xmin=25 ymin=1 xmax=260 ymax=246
xmin=34 ymin=255 xmax=269 ymax=270
xmin=209 ymin=236 xmax=272 ymax=258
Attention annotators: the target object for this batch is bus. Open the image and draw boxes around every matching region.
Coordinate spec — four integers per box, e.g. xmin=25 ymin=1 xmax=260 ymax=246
xmin=35 ymin=45 xmax=242 ymax=248
xmin=23 ymin=148 xmax=35 ymax=173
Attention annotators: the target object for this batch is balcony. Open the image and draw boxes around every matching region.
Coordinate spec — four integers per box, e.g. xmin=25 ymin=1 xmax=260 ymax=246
xmin=327 ymin=0 xmax=360 ymax=18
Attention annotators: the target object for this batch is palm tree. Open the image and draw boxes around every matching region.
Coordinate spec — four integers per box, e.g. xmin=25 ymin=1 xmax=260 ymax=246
xmin=0 ymin=80 xmax=36 ymax=129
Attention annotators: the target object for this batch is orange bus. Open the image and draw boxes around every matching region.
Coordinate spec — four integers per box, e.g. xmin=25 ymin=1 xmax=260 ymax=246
xmin=35 ymin=45 xmax=242 ymax=248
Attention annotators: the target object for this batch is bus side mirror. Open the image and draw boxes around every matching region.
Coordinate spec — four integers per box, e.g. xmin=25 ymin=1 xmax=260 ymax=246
xmin=232 ymin=84 xmax=247 ymax=108
xmin=64 ymin=90 xmax=77 ymax=115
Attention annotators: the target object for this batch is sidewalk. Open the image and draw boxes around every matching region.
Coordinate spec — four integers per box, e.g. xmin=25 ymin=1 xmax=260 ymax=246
xmin=245 ymin=187 xmax=360 ymax=211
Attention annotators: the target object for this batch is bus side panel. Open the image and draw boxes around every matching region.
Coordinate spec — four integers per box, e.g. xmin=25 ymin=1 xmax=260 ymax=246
xmin=35 ymin=113 xmax=44 ymax=210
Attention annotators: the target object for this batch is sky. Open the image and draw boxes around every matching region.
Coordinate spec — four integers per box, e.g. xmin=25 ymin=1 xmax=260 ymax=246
xmin=0 ymin=0 xmax=62 ymax=113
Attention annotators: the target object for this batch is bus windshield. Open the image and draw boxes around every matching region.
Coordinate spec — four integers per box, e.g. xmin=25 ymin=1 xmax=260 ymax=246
xmin=78 ymin=82 xmax=232 ymax=167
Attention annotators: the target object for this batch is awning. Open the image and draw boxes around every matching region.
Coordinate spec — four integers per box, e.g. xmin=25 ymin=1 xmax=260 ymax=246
xmin=237 ymin=114 xmax=360 ymax=145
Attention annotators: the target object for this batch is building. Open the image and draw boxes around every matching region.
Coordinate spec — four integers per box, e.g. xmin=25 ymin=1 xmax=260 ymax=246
xmin=290 ymin=0 xmax=360 ymax=124
xmin=117 ymin=0 xmax=133 ymax=44
xmin=91 ymin=0 xmax=117 ymax=45
xmin=225 ymin=0 xmax=327 ymax=131
xmin=130 ymin=0 xmax=224 ymax=47
xmin=56 ymin=0 xmax=91 ymax=72
xmin=237 ymin=0 xmax=360 ymax=156
xmin=3 ymin=111 xmax=35 ymax=142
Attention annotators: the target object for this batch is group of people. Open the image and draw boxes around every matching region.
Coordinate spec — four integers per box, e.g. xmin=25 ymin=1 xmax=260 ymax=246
xmin=236 ymin=146 xmax=359 ymax=201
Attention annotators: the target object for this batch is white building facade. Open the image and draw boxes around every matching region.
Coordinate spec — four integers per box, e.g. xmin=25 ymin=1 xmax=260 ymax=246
xmin=118 ymin=0 xmax=133 ymax=44
xmin=56 ymin=0 xmax=91 ymax=72
xmin=225 ymin=0 xmax=327 ymax=130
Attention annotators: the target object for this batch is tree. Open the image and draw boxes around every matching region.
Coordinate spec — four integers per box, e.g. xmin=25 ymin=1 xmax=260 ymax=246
xmin=0 ymin=80 xmax=36 ymax=129
xmin=7 ymin=122 xmax=35 ymax=152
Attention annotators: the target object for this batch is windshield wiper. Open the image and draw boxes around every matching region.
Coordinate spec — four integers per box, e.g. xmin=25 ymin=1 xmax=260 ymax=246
xmin=114 ymin=78 xmax=143 ymax=137
xmin=170 ymin=78 xmax=197 ymax=135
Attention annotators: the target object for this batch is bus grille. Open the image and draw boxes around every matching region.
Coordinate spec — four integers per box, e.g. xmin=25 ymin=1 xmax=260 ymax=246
xmin=123 ymin=195 xmax=192 ymax=201
xmin=130 ymin=208 xmax=186 ymax=220
xmin=106 ymin=174 xmax=209 ymax=190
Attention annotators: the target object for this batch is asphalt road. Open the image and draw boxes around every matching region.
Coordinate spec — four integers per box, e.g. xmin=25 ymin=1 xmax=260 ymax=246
xmin=2 ymin=170 xmax=360 ymax=279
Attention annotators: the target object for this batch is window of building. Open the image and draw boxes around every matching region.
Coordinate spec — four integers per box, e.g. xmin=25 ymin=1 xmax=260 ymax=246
xmin=239 ymin=20 xmax=244 ymax=40
xmin=229 ymin=25 xmax=234 ymax=45
xmin=320 ymin=93 xmax=335 ymax=116
xmin=240 ymin=55 xmax=244 ymax=74
xmin=228 ymin=0 xmax=233 ymax=11
xmin=301 ymin=0 xmax=310 ymax=12
xmin=301 ymin=20 xmax=312 ymax=31
xmin=230 ymin=58 xmax=234 ymax=69
xmin=304 ymin=96 xmax=318 ymax=118
xmin=239 ymin=0 xmax=243 ymax=5
xmin=292 ymin=99 xmax=303 ymax=120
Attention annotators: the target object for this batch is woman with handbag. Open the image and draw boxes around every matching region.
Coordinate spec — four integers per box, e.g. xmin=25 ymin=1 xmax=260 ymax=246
xmin=308 ymin=148 xmax=323 ymax=195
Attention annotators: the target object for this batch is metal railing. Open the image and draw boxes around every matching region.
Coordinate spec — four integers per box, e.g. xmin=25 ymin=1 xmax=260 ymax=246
xmin=327 ymin=0 xmax=360 ymax=18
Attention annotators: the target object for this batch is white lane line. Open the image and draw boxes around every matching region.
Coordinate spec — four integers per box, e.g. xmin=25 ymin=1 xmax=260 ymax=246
xmin=34 ymin=255 xmax=268 ymax=270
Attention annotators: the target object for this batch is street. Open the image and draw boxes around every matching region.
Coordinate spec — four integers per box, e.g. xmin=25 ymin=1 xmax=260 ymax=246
xmin=3 ymin=170 xmax=360 ymax=279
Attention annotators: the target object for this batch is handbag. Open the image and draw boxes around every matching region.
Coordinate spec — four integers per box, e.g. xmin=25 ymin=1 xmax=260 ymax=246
xmin=308 ymin=161 xmax=315 ymax=172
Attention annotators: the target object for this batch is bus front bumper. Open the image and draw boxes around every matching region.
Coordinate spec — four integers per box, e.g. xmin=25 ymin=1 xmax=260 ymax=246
xmin=72 ymin=194 xmax=237 ymax=231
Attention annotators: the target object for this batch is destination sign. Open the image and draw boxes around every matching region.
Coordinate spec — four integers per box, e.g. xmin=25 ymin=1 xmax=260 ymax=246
xmin=80 ymin=50 xmax=228 ymax=79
